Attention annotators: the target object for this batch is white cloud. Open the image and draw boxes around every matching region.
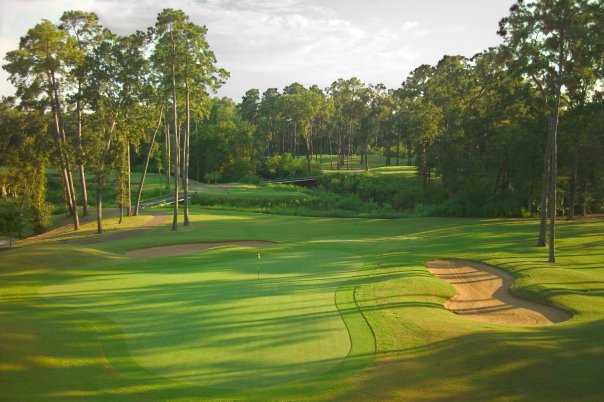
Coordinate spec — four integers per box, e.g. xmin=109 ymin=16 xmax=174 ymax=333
xmin=0 ymin=0 xmax=507 ymax=99
xmin=182 ymin=0 xmax=423 ymax=92
xmin=401 ymin=21 xmax=420 ymax=31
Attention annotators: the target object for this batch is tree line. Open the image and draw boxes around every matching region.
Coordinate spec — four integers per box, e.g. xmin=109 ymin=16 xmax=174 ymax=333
xmin=218 ymin=0 xmax=604 ymax=262
xmin=1 ymin=1 xmax=603 ymax=262
xmin=1 ymin=9 xmax=226 ymax=235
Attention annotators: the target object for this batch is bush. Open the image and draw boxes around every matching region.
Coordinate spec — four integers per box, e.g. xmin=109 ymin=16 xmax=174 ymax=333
xmin=222 ymin=159 xmax=256 ymax=182
xmin=190 ymin=184 xmax=402 ymax=218
xmin=239 ymin=175 xmax=263 ymax=185
xmin=317 ymin=172 xmax=526 ymax=218
xmin=259 ymin=154 xmax=321 ymax=179
xmin=0 ymin=199 xmax=31 ymax=240
xmin=318 ymin=174 xmax=429 ymax=211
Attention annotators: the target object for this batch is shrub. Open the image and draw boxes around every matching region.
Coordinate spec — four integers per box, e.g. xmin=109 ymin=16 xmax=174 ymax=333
xmin=222 ymin=159 xmax=256 ymax=182
xmin=204 ymin=171 xmax=222 ymax=184
xmin=239 ymin=175 xmax=263 ymax=185
xmin=190 ymin=184 xmax=402 ymax=218
xmin=0 ymin=199 xmax=31 ymax=240
xmin=316 ymin=172 xmax=528 ymax=218
xmin=259 ymin=154 xmax=321 ymax=179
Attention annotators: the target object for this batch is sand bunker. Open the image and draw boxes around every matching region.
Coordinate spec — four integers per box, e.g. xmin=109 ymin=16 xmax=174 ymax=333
xmin=126 ymin=241 xmax=275 ymax=258
xmin=426 ymin=259 xmax=571 ymax=326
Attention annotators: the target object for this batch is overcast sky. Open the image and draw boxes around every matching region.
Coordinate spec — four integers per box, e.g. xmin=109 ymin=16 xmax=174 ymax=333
xmin=0 ymin=0 xmax=515 ymax=100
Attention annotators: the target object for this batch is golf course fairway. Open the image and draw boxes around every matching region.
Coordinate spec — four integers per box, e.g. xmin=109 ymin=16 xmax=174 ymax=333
xmin=1 ymin=208 xmax=604 ymax=401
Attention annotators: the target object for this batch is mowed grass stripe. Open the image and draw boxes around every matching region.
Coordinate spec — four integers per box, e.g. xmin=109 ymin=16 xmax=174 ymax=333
xmin=2 ymin=209 xmax=604 ymax=401
xmin=33 ymin=241 xmax=356 ymax=393
xmin=334 ymin=286 xmax=376 ymax=358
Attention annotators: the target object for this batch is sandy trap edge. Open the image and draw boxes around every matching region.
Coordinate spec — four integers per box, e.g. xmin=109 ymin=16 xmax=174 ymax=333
xmin=426 ymin=258 xmax=572 ymax=326
xmin=126 ymin=241 xmax=276 ymax=258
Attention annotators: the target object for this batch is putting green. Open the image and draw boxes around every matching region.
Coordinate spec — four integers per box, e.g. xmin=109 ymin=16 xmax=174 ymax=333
xmin=1 ymin=210 xmax=604 ymax=401
xmin=40 ymin=247 xmax=366 ymax=389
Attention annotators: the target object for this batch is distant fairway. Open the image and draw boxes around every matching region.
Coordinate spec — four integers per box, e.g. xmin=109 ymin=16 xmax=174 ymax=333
xmin=1 ymin=209 xmax=604 ymax=401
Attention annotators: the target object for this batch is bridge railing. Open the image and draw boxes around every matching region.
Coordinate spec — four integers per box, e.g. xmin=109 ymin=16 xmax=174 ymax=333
xmin=266 ymin=177 xmax=317 ymax=184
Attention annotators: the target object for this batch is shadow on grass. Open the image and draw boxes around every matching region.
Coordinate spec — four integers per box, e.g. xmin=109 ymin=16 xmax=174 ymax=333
xmin=334 ymin=318 xmax=604 ymax=402
xmin=2 ymin=211 xmax=604 ymax=401
xmin=3 ymin=300 xmax=604 ymax=402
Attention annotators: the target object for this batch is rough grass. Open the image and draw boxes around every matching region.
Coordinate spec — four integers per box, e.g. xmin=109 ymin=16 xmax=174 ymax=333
xmin=1 ymin=209 xmax=603 ymax=401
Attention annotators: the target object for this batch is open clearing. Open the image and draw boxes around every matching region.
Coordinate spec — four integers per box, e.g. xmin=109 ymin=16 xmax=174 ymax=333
xmin=426 ymin=259 xmax=571 ymax=326
xmin=1 ymin=209 xmax=604 ymax=401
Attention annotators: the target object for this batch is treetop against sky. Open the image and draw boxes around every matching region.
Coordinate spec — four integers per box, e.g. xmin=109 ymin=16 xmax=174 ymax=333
xmin=0 ymin=0 xmax=514 ymax=100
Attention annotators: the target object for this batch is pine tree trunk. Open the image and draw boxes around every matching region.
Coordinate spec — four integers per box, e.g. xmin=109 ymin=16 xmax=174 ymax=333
xmin=172 ymin=113 xmax=180 ymax=231
xmin=170 ymin=27 xmax=179 ymax=231
xmin=537 ymin=121 xmax=552 ymax=247
xmin=61 ymin=166 xmax=74 ymax=215
xmin=306 ymin=144 xmax=312 ymax=174
xmin=76 ymin=95 xmax=88 ymax=217
xmin=96 ymin=126 xmax=115 ymax=234
xmin=48 ymin=72 xmax=79 ymax=229
xmin=165 ymin=117 xmax=171 ymax=186
xmin=336 ymin=129 xmax=341 ymax=169
xmin=293 ymin=121 xmax=297 ymax=157
xmin=183 ymin=85 xmax=191 ymax=226
xmin=29 ymin=163 xmax=46 ymax=233
xmin=55 ymin=96 xmax=79 ymax=228
xmin=305 ymin=126 xmax=312 ymax=175
xmin=78 ymin=164 xmax=87 ymax=215
xmin=126 ymin=143 xmax=132 ymax=216
xmin=548 ymin=89 xmax=562 ymax=264
xmin=119 ymin=168 xmax=124 ymax=224
xmin=57 ymin=108 xmax=79 ymax=227
xmin=328 ymin=130 xmax=334 ymax=169
xmin=397 ymin=128 xmax=401 ymax=165
xmin=281 ymin=128 xmax=285 ymax=154
xmin=347 ymin=122 xmax=352 ymax=170
xmin=582 ymin=180 xmax=588 ymax=216
xmin=568 ymin=148 xmax=578 ymax=220
xmin=421 ymin=139 xmax=428 ymax=190
xmin=96 ymin=173 xmax=103 ymax=234
xmin=135 ymin=107 xmax=164 ymax=216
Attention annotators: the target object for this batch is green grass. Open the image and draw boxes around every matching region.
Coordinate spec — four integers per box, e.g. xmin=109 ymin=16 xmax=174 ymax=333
xmin=314 ymin=154 xmax=405 ymax=172
xmin=322 ymin=164 xmax=418 ymax=179
xmin=1 ymin=209 xmax=604 ymax=401
xmin=366 ymin=165 xmax=418 ymax=178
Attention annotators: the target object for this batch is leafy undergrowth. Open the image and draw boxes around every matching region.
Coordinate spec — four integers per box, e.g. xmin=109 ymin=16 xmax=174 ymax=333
xmin=1 ymin=210 xmax=604 ymax=401
xmin=190 ymin=183 xmax=406 ymax=218
xmin=190 ymin=166 xmax=528 ymax=220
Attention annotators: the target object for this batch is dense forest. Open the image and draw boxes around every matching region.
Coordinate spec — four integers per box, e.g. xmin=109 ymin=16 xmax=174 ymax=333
xmin=1 ymin=1 xmax=603 ymax=263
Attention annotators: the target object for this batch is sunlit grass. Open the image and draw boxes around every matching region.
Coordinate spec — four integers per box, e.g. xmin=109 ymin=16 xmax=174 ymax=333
xmin=1 ymin=208 xmax=603 ymax=401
